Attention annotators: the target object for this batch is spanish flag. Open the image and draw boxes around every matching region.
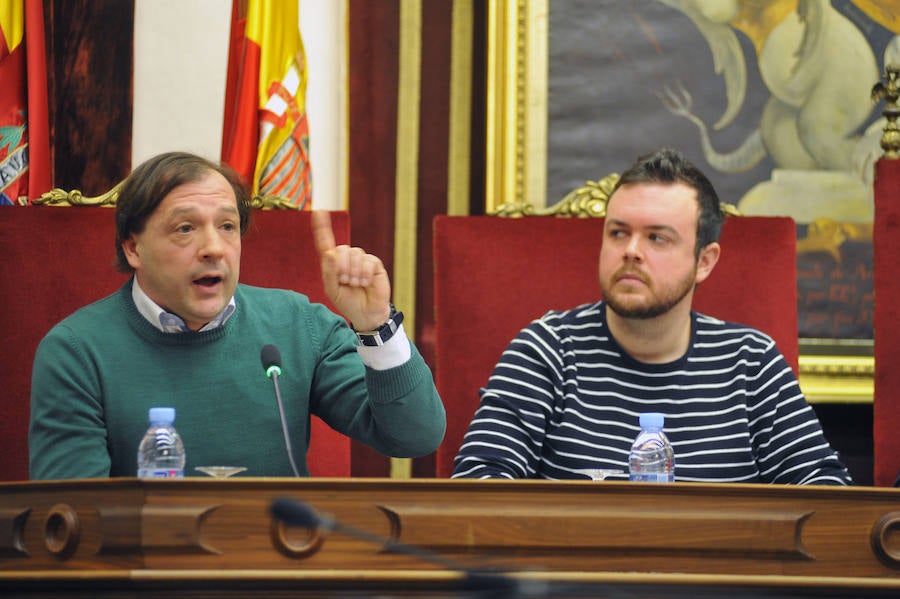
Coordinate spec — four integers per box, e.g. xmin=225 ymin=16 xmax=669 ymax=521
xmin=0 ymin=0 xmax=49 ymax=206
xmin=221 ymin=0 xmax=312 ymax=209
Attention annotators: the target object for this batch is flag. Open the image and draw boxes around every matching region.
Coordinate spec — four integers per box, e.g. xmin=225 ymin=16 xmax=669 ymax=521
xmin=0 ymin=0 xmax=49 ymax=206
xmin=222 ymin=0 xmax=312 ymax=209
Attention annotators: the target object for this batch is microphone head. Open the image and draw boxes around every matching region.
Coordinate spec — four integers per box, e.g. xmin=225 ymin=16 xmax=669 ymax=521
xmin=271 ymin=497 xmax=322 ymax=528
xmin=260 ymin=344 xmax=283 ymax=377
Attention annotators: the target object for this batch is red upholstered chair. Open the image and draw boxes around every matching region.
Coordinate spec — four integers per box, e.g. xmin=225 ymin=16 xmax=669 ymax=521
xmin=874 ymin=157 xmax=900 ymax=487
xmin=433 ymin=214 xmax=798 ymax=478
xmin=0 ymin=207 xmax=351 ymax=481
xmin=242 ymin=210 xmax=352 ymax=478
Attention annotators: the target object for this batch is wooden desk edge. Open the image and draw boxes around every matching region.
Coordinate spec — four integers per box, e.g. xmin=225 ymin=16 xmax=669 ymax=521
xmin=3 ymin=570 xmax=900 ymax=589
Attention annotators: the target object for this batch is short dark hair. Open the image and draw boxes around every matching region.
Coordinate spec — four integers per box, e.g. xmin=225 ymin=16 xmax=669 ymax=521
xmin=114 ymin=152 xmax=252 ymax=273
xmin=609 ymin=147 xmax=725 ymax=256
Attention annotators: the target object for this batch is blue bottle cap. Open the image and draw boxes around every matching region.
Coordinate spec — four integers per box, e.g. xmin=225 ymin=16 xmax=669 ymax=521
xmin=639 ymin=412 xmax=664 ymax=430
xmin=148 ymin=407 xmax=176 ymax=425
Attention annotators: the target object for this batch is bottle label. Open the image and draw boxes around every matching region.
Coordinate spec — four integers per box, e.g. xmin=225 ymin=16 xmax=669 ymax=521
xmin=138 ymin=468 xmax=184 ymax=479
xmin=629 ymin=472 xmax=674 ymax=483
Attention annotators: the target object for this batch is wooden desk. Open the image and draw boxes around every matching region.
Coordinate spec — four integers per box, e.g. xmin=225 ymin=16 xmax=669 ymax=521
xmin=1 ymin=478 xmax=899 ymax=597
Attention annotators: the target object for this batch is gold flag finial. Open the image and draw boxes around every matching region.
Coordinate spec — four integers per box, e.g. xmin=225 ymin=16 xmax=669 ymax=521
xmin=872 ymin=64 xmax=900 ymax=159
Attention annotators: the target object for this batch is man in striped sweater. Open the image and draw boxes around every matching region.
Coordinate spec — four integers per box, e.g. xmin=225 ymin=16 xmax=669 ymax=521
xmin=452 ymin=148 xmax=851 ymax=485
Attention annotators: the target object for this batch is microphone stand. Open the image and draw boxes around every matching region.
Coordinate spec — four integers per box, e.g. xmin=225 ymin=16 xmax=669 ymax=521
xmin=268 ymin=367 xmax=301 ymax=478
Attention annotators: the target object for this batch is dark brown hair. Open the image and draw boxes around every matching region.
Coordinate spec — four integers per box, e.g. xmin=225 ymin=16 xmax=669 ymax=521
xmin=114 ymin=152 xmax=252 ymax=272
xmin=610 ymin=147 xmax=725 ymax=256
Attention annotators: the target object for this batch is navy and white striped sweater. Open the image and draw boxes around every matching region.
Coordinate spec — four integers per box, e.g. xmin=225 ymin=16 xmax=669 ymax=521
xmin=452 ymin=301 xmax=852 ymax=485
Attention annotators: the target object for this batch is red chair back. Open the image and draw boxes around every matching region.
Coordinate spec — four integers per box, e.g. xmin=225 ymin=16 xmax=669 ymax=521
xmin=874 ymin=158 xmax=900 ymax=487
xmin=433 ymin=215 xmax=798 ymax=478
xmin=0 ymin=207 xmax=351 ymax=481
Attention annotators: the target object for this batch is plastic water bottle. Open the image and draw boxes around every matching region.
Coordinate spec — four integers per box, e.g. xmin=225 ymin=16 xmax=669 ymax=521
xmin=628 ymin=412 xmax=675 ymax=482
xmin=137 ymin=407 xmax=186 ymax=478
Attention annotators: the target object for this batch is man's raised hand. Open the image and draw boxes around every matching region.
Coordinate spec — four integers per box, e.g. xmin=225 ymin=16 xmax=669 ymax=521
xmin=311 ymin=210 xmax=391 ymax=330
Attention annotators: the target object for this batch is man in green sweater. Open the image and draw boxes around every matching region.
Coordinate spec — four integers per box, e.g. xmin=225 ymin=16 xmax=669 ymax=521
xmin=29 ymin=152 xmax=446 ymax=479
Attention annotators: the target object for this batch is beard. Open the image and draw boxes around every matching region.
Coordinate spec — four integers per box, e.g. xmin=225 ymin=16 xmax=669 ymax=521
xmin=601 ymin=266 xmax=696 ymax=319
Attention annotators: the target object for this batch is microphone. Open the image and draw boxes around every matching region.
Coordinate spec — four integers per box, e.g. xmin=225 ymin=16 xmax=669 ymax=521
xmin=261 ymin=343 xmax=282 ymax=378
xmin=260 ymin=344 xmax=301 ymax=477
xmin=270 ymin=497 xmax=545 ymax=598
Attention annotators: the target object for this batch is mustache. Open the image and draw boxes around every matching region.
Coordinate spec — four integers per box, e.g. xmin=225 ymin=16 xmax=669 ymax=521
xmin=613 ymin=266 xmax=648 ymax=284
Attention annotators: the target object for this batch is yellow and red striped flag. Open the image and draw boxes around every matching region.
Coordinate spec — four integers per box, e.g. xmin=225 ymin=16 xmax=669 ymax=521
xmin=221 ymin=0 xmax=312 ymax=209
xmin=0 ymin=0 xmax=50 ymax=206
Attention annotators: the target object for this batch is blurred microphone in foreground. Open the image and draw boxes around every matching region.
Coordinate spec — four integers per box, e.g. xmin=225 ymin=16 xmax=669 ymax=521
xmin=270 ymin=497 xmax=549 ymax=599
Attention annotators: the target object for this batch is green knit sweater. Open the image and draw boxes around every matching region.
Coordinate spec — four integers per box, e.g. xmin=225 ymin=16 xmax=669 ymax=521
xmin=29 ymin=280 xmax=445 ymax=479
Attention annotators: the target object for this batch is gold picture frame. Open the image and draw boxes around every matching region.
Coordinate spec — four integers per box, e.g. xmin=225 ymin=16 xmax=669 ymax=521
xmin=484 ymin=0 xmax=873 ymax=404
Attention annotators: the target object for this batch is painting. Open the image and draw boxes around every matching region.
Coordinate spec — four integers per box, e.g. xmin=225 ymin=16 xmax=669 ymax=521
xmin=485 ymin=0 xmax=900 ymax=402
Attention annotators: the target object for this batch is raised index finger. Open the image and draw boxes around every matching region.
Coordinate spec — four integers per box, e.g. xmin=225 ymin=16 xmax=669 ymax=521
xmin=311 ymin=210 xmax=336 ymax=255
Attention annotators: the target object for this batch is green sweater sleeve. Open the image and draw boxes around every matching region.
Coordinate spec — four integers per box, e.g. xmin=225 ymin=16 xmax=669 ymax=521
xmin=307 ymin=306 xmax=446 ymax=457
xmin=30 ymin=323 xmax=112 ymax=480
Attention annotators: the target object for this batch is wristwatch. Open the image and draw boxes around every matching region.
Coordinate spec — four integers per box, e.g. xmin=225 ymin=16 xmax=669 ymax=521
xmin=352 ymin=304 xmax=404 ymax=347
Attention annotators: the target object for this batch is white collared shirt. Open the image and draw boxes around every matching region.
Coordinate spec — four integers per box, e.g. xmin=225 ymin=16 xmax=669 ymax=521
xmin=131 ymin=278 xmax=235 ymax=333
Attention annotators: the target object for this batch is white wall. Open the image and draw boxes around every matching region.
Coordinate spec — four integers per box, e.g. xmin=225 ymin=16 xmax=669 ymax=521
xmin=132 ymin=0 xmax=345 ymax=210
xmin=301 ymin=0 xmax=346 ymax=210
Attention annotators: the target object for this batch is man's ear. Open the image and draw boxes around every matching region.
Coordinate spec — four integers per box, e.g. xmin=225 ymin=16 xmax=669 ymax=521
xmin=122 ymin=236 xmax=141 ymax=270
xmin=694 ymin=242 xmax=721 ymax=285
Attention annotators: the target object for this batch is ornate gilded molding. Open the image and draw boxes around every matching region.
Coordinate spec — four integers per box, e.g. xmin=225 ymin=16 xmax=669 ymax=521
xmin=34 ymin=184 xmax=297 ymax=210
xmin=485 ymin=0 xmax=547 ymax=213
xmin=720 ymin=202 xmax=742 ymax=216
xmin=447 ymin=0 xmax=475 ymax=216
xmin=33 ymin=183 xmax=122 ymax=207
xmin=248 ymin=195 xmax=301 ymax=210
xmin=872 ymin=64 xmax=900 ymax=159
xmin=491 ymin=172 xmax=741 ymax=219
xmin=492 ymin=173 xmax=618 ymax=217
xmin=798 ymin=339 xmax=874 ymax=405
xmin=798 ymin=365 xmax=873 ymax=404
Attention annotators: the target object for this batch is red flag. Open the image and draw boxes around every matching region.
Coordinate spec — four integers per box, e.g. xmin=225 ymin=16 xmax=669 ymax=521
xmin=221 ymin=0 xmax=312 ymax=209
xmin=0 ymin=0 xmax=50 ymax=206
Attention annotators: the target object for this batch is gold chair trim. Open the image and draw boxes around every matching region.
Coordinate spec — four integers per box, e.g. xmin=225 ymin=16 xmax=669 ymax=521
xmin=34 ymin=184 xmax=298 ymax=210
xmin=490 ymin=172 xmax=740 ymax=218
xmin=33 ymin=183 xmax=123 ymax=207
